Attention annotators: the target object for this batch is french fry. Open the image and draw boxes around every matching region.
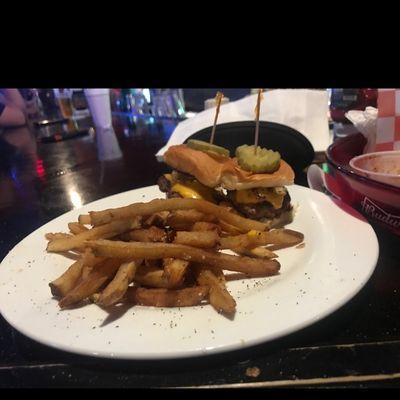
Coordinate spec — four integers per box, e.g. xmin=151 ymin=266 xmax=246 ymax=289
xmin=194 ymin=265 xmax=236 ymax=315
xmin=89 ymin=293 xmax=101 ymax=303
xmin=167 ymin=209 xmax=217 ymax=230
xmin=86 ymin=240 xmax=280 ymax=277
xmin=126 ymin=286 xmax=209 ymax=307
xmin=68 ymin=222 xmax=89 ymax=235
xmin=96 ymin=259 xmax=142 ymax=307
xmin=45 ymin=232 xmax=73 ymax=241
xmin=49 ymin=259 xmax=84 ymax=297
xmin=191 ymin=221 xmax=221 ymax=234
xmin=87 ymin=198 xmax=268 ymax=232
xmin=163 ymin=258 xmax=189 ymax=289
xmin=80 ymin=264 xmax=93 ymax=281
xmin=252 ymin=229 xmax=304 ymax=246
xmin=80 ymin=249 xmax=104 ymax=280
xmin=143 ymin=211 xmax=170 ymax=228
xmin=47 ymin=217 xmax=142 ymax=252
xmin=218 ymin=220 xmax=243 ymax=236
xmin=173 ymin=230 xmax=220 ymax=249
xmin=135 ymin=259 xmax=188 ymax=289
xmin=59 ymin=258 xmax=122 ymax=308
xmin=126 ymin=226 xmax=167 ymax=243
xmin=78 ymin=214 xmax=91 ymax=225
xmin=220 ymin=235 xmax=253 ymax=250
xmin=220 ymin=229 xmax=304 ymax=251
xmin=234 ymin=246 xmax=278 ymax=259
xmin=50 ymin=248 xmax=107 ymax=298
xmin=135 ymin=265 xmax=169 ymax=288
xmin=218 ymin=201 xmax=241 ymax=215
xmin=209 ymin=265 xmax=227 ymax=285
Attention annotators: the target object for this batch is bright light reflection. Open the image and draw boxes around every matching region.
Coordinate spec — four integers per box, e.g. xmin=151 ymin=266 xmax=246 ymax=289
xmin=69 ymin=189 xmax=83 ymax=209
xmin=143 ymin=89 xmax=151 ymax=103
xmin=185 ymin=112 xmax=197 ymax=118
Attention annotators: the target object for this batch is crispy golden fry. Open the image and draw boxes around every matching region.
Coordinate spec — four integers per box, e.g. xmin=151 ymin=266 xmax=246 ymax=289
xmin=89 ymin=293 xmax=100 ymax=303
xmin=220 ymin=234 xmax=252 ymax=250
xmin=88 ymin=198 xmax=268 ymax=232
xmin=194 ymin=266 xmax=236 ymax=315
xmin=49 ymin=259 xmax=84 ymax=297
xmin=135 ymin=266 xmax=169 ymax=288
xmin=126 ymin=286 xmax=209 ymax=307
xmin=222 ymin=272 xmax=249 ymax=282
xmin=234 ymin=246 xmax=278 ymax=259
xmin=255 ymin=229 xmax=304 ymax=246
xmin=80 ymin=249 xmax=104 ymax=280
xmin=45 ymin=232 xmax=73 ymax=241
xmin=218 ymin=220 xmax=243 ymax=236
xmin=78 ymin=214 xmax=91 ymax=225
xmin=167 ymin=209 xmax=216 ymax=230
xmin=126 ymin=226 xmax=167 ymax=243
xmin=220 ymin=229 xmax=304 ymax=251
xmin=80 ymin=264 xmax=92 ymax=280
xmin=209 ymin=265 xmax=227 ymax=285
xmin=163 ymin=258 xmax=189 ymax=289
xmin=47 ymin=217 xmax=142 ymax=253
xmin=192 ymin=221 xmax=222 ymax=234
xmin=49 ymin=249 xmax=104 ymax=297
xmin=86 ymin=240 xmax=280 ymax=277
xmin=68 ymin=222 xmax=89 ymax=235
xmin=59 ymin=258 xmax=122 ymax=308
xmin=173 ymin=230 xmax=220 ymax=249
xmin=96 ymin=259 xmax=142 ymax=307
xmin=135 ymin=259 xmax=187 ymax=290
xmin=218 ymin=201 xmax=240 ymax=215
xmin=143 ymin=211 xmax=170 ymax=227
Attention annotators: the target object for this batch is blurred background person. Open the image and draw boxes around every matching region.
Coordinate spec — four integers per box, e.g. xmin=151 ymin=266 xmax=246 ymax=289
xmin=0 ymin=88 xmax=27 ymax=128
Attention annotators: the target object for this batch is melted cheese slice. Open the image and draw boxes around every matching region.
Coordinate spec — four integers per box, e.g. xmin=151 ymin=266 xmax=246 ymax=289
xmin=168 ymin=176 xmax=215 ymax=203
xmin=235 ymin=188 xmax=285 ymax=209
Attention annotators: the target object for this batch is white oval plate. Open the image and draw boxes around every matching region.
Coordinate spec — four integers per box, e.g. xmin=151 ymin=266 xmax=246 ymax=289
xmin=0 ymin=185 xmax=379 ymax=360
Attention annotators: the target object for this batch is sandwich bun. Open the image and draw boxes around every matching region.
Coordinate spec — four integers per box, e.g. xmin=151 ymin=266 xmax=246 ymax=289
xmin=163 ymin=144 xmax=294 ymax=191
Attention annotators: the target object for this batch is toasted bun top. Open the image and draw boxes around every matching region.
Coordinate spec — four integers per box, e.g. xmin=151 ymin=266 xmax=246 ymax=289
xmin=163 ymin=145 xmax=295 ymax=190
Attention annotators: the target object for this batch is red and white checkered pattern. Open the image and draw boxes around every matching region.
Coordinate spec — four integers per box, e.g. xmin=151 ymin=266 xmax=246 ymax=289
xmin=376 ymin=89 xmax=400 ymax=151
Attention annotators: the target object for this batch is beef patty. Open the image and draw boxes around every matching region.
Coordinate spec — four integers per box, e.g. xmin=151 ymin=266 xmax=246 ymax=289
xmin=227 ymin=191 xmax=292 ymax=220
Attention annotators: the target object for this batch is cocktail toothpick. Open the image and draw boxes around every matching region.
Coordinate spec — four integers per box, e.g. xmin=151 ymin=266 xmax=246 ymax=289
xmin=209 ymin=91 xmax=224 ymax=144
xmin=254 ymin=89 xmax=264 ymax=153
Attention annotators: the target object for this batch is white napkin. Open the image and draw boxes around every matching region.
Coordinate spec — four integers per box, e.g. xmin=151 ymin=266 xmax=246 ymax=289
xmin=156 ymin=89 xmax=330 ymax=161
xmin=345 ymin=107 xmax=377 ymax=154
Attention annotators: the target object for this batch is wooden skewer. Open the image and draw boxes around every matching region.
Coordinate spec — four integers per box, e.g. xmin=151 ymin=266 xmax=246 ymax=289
xmin=254 ymin=89 xmax=263 ymax=153
xmin=209 ymin=91 xmax=224 ymax=144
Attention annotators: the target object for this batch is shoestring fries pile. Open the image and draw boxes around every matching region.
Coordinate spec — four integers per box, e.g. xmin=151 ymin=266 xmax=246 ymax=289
xmin=46 ymin=198 xmax=304 ymax=317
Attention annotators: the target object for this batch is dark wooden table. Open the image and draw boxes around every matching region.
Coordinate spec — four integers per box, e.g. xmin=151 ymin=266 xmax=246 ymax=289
xmin=1 ymin=114 xmax=400 ymax=389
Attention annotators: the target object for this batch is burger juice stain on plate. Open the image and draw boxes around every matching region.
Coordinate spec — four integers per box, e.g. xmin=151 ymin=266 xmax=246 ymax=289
xmin=0 ymin=185 xmax=378 ymax=360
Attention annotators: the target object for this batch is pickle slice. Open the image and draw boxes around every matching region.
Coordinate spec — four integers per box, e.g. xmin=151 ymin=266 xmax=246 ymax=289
xmin=187 ymin=139 xmax=230 ymax=157
xmin=235 ymin=145 xmax=281 ymax=173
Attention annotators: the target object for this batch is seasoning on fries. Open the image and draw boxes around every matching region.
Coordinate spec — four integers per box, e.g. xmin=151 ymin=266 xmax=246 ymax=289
xmin=46 ymin=196 xmax=304 ymax=318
